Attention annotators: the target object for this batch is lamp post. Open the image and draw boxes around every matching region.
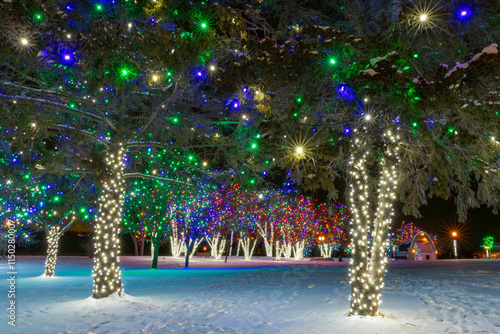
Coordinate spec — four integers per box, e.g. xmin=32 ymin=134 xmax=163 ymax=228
xmin=452 ymin=231 xmax=458 ymax=259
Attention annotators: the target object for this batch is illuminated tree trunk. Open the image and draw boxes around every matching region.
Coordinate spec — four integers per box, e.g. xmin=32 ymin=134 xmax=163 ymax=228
xmin=256 ymin=222 xmax=274 ymax=257
xmin=281 ymin=241 xmax=292 ymax=259
xmin=92 ymin=145 xmax=125 ymax=299
xmin=348 ymin=129 xmax=399 ymax=316
xmin=320 ymin=243 xmax=332 ymax=258
xmin=170 ymin=221 xmax=186 ymax=258
xmin=43 ymin=215 xmax=75 ymax=277
xmin=239 ymin=237 xmax=257 ymax=260
xmin=44 ymin=226 xmax=61 ymax=277
xmin=228 ymin=231 xmax=234 ymax=256
xmin=236 ymin=238 xmax=241 ymax=256
xmin=275 ymin=240 xmax=283 ymax=261
xmin=206 ymin=235 xmax=226 ymax=260
xmin=292 ymin=240 xmax=305 ymax=260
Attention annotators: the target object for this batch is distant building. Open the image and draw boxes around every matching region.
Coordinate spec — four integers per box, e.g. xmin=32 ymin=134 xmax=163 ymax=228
xmin=473 ymin=244 xmax=500 ymax=259
xmin=395 ymin=231 xmax=437 ymax=260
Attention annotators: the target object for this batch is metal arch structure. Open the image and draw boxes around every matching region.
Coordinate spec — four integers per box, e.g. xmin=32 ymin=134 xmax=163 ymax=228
xmin=409 ymin=231 xmax=437 ymax=260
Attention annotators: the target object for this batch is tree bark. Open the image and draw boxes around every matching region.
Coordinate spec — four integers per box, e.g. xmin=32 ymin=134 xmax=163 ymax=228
xmin=184 ymin=238 xmax=195 ymax=268
xmin=92 ymin=145 xmax=125 ymax=299
xmin=139 ymin=238 xmax=145 ymax=256
xmin=151 ymin=240 xmax=160 ymax=269
xmin=130 ymin=232 xmax=138 ymax=256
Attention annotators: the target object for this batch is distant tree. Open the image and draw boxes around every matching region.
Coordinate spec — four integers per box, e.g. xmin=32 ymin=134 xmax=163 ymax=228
xmin=0 ymin=0 xmax=257 ymax=297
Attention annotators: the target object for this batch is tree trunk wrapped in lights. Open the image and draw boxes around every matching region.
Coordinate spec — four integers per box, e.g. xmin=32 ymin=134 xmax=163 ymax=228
xmin=239 ymin=235 xmax=258 ymax=260
xmin=256 ymin=222 xmax=274 ymax=257
xmin=348 ymin=128 xmax=400 ymax=316
xmin=92 ymin=145 xmax=125 ymax=299
xmin=41 ymin=213 xmax=77 ymax=277
xmin=170 ymin=231 xmax=186 ymax=258
xmin=281 ymin=241 xmax=292 ymax=259
xmin=275 ymin=240 xmax=283 ymax=261
xmin=319 ymin=243 xmax=333 ymax=258
xmin=292 ymin=240 xmax=305 ymax=260
xmin=206 ymin=234 xmax=226 ymax=260
xmin=44 ymin=226 xmax=61 ymax=277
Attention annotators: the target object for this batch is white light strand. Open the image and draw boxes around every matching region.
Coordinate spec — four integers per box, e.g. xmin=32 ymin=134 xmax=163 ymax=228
xmin=348 ymin=128 xmax=400 ymax=316
xmin=170 ymin=220 xmax=187 ymax=258
xmin=205 ymin=234 xmax=226 ymax=260
xmin=92 ymin=144 xmax=125 ymax=298
xmin=238 ymin=234 xmax=258 ymax=260
xmin=44 ymin=226 xmax=61 ymax=277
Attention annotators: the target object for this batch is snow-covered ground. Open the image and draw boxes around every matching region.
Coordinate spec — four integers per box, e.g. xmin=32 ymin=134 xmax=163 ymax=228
xmin=1 ymin=256 xmax=499 ymax=333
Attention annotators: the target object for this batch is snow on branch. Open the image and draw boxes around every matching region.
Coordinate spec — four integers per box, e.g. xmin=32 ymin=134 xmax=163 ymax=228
xmin=445 ymin=43 xmax=498 ymax=78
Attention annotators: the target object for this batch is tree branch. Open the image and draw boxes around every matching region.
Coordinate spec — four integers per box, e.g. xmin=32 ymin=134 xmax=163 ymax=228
xmin=0 ymin=93 xmax=115 ymax=129
xmin=133 ymin=82 xmax=176 ymax=138
xmin=52 ymin=124 xmax=111 ymax=146
xmin=123 ymin=173 xmax=193 ymax=186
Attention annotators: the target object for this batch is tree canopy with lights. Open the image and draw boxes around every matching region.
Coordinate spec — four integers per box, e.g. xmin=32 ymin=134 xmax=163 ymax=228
xmin=1 ymin=0 xmax=499 ymax=319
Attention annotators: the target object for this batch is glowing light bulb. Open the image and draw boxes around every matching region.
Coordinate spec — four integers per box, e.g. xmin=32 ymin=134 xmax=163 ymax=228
xmin=209 ymin=65 xmax=215 ymax=71
xmin=152 ymin=75 xmax=158 ymax=82
xmin=365 ymin=115 xmax=371 ymax=121
xmin=21 ymin=38 xmax=28 ymax=45
xmin=64 ymin=55 xmax=71 ymax=60
xmin=420 ymin=14 xmax=427 ymax=21
xmin=296 ymin=146 xmax=303 ymax=155
xmin=461 ymin=11 xmax=467 ymax=16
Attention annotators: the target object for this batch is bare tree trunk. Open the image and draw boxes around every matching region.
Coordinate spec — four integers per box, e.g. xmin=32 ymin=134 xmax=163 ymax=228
xmin=139 ymin=238 xmax=145 ymax=256
xmin=151 ymin=240 xmax=160 ymax=269
xmin=130 ymin=232 xmax=138 ymax=256
xmin=184 ymin=238 xmax=196 ymax=268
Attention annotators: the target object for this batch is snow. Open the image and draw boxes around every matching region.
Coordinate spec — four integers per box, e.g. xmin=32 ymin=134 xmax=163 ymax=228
xmin=445 ymin=43 xmax=498 ymax=78
xmin=360 ymin=69 xmax=379 ymax=76
xmin=1 ymin=256 xmax=500 ymax=333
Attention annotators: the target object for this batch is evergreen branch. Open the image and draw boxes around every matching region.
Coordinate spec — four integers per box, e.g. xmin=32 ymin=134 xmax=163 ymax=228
xmin=51 ymin=124 xmax=111 ymax=146
xmin=125 ymin=140 xmax=237 ymax=149
xmin=0 ymin=93 xmax=113 ymax=128
xmin=1 ymin=81 xmax=87 ymax=103
xmin=132 ymin=82 xmax=176 ymax=138
xmin=123 ymin=173 xmax=193 ymax=186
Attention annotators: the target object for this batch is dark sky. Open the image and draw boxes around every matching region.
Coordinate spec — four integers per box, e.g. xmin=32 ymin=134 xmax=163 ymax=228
xmin=396 ymin=198 xmax=500 ymax=254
